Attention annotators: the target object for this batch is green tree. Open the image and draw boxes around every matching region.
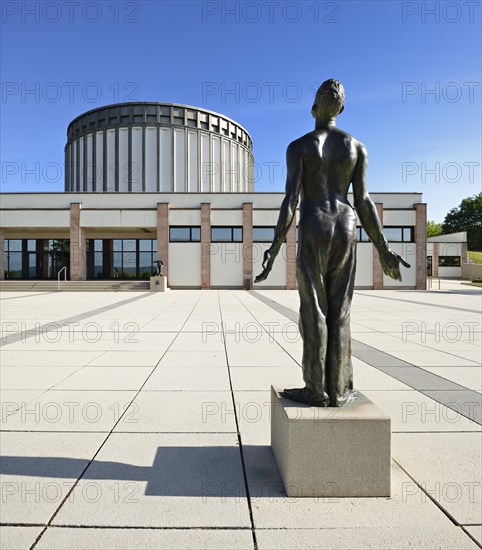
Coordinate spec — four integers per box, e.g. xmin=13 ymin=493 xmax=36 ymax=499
xmin=442 ymin=193 xmax=482 ymax=251
xmin=427 ymin=220 xmax=443 ymax=238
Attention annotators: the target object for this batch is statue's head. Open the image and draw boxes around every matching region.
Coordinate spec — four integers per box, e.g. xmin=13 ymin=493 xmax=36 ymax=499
xmin=311 ymin=79 xmax=345 ymax=120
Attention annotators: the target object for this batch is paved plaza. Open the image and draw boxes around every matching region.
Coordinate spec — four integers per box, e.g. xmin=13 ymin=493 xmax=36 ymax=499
xmin=0 ymin=282 xmax=481 ymax=549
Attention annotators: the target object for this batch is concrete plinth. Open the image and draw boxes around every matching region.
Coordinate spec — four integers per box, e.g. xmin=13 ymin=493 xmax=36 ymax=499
xmin=271 ymin=385 xmax=391 ymax=497
xmin=150 ymin=276 xmax=169 ymax=292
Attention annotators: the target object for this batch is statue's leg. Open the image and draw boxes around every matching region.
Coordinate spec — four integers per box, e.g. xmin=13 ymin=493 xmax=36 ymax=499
xmin=291 ymin=246 xmax=330 ymax=405
xmin=325 ymin=239 xmax=357 ymax=407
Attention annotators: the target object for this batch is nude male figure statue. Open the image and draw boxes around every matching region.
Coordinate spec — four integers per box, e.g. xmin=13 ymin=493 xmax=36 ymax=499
xmin=255 ymin=79 xmax=410 ymax=407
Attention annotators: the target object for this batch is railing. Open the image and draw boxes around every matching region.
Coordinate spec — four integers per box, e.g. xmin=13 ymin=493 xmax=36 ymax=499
xmin=57 ymin=267 xmax=67 ymax=291
xmin=427 ymin=276 xmax=440 ymax=290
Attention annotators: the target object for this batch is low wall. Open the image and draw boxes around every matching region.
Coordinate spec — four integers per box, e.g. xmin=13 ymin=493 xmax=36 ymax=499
xmin=462 ymin=263 xmax=482 ymax=280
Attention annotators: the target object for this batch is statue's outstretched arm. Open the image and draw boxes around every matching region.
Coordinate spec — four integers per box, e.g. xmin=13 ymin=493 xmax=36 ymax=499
xmin=352 ymin=143 xmax=410 ymax=281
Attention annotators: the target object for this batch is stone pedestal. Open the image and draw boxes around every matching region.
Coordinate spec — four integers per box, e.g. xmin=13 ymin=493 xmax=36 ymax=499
xmin=271 ymin=386 xmax=391 ymax=497
xmin=150 ymin=276 xmax=169 ymax=292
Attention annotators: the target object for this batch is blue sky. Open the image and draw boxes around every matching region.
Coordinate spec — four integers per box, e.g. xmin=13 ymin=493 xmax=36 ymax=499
xmin=1 ymin=0 xmax=480 ymax=222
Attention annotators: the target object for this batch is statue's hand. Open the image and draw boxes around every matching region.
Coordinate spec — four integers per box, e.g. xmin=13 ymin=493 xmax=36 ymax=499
xmin=379 ymin=249 xmax=411 ymax=282
xmin=254 ymin=248 xmax=275 ymax=283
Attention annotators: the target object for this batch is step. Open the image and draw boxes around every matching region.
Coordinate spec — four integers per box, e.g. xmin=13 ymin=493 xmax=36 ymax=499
xmin=0 ymin=281 xmax=151 ymax=292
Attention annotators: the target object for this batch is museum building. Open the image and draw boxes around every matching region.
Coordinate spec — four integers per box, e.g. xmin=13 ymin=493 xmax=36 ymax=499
xmin=0 ymin=102 xmax=427 ymax=290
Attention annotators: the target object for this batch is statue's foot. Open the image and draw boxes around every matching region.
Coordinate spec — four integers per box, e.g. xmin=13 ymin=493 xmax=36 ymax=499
xmin=331 ymin=390 xmax=358 ymax=407
xmin=280 ymin=387 xmax=330 ymax=407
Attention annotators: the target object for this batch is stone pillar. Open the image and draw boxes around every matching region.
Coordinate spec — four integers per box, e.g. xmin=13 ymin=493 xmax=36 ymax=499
xmin=461 ymin=242 xmax=468 ymax=264
xmin=286 ymin=214 xmax=297 ymax=290
xmin=372 ymin=203 xmax=384 ymax=290
xmin=157 ymin=203 xmax=169 ymax=282
xmin=201 ymin=203 xmax=211 ymax=289
xmin=242 ymin=203 xmax=253 ymax=289
xmin=414 ymin=203 xmax=427 ymax=290
xmin=70 ymin=203 xmax=86 ymax=281
xmin=0 ymin=228 xmax=4 ymax=280
xmin=433 ymin=243 xmax=439 ymax=277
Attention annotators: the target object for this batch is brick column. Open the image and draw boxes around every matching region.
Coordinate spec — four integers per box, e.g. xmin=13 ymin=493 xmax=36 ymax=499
xmin=0 ymin=228 xmax=4 ymax=280
xmin=414 ymin=203 xmax=427 ymax=290
xmin=242 ymin=203 xmax=253 ymax=289
xmin=286 ymin=214 xmax=297 ymax=290
xmin=201 ymin=203 xmax=211 ymax=289
xmin=433 ymin=243 xmax=439 ymax=277
xmin=461 ymin=242 xmax=468 ymax=264
xmin=157 ymin=203 xmax=169 ymax=281
xmin=70 ymin=203 xmax=86 ymax=281
xmin=372 ymin=203 xmax=384 ymax=290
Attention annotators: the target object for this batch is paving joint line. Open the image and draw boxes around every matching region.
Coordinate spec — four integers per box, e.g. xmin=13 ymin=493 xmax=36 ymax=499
xmin=217 ymin=291 xmax=258 ymax=550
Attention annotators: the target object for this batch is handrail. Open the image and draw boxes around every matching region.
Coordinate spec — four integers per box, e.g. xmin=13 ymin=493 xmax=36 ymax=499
xmin=427 ymin=276 xmax=441 ymax=290
xmin=57 ymin=266 xmax=67 ymax=291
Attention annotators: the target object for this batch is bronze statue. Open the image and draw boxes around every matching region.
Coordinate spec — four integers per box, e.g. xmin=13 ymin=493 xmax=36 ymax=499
xmin=255 ymin=79 xmax=410 ymax=407
xmin=154 ymin=259 xmax=164 ymax=277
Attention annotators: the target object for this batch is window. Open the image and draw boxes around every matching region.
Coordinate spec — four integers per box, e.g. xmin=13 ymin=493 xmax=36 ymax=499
xmin=383 ymin=227 xmax=414 ymax=242
xmin=169 ymin=226 xmax=201 ymax=242
xmin=439 ymin=256 xmax=461 ymax=267
xmin=355 ymin=226 xmax=414 ymax=242
xmin=4 ymin=240 xmax=22 ymax=279
xmin=253 ymin=227 xmax=275 ymax=242
xmin=211 ymin=227 xmax=243 ymax=242
xmin=356 ymin=227 xmax=370 ymax=242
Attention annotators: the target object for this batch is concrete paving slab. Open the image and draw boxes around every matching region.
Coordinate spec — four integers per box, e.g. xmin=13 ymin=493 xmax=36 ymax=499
xmin=169 ymin=332 xmax=227 ymax=352
xmin=229 ymin=366 xmax=303 ymax=391
xmin=0 ymin=432 xmax=106 ymax=524
xmin=464 ymin=525 xmax=482 ymax=546
xmin=0 ymin=366 xmax=83 ymax=390
xmin=392 ymin=432 xmax=482 ymax=524
xmin=52 ymin=433 xmax=251 ymax=528
xmin=234 ymin=391 xmax=272 ymax=444
xmin=354 ymin=366 xmax=413 ymax=391
xmin=86 ymin=350 xmax=164 ymax=367
xmin=1 ymin=390 xmax=48 ymax=419
xmin=35 ymin=527 xmax=254 ymax=550
xmin=0 ymin=526 xmax=44 ymax=550
xmin=255 ymin=526 xmax=479 ymax=549
xmin=421 ymin=390 xmax=482 ymax=424
xmin=0 ymin=350 xmax=104 ymax=367
xmin=226 ymin=349 xmax=299 ymax=368
xmin=158 ymin=350 xmax=227 ymax=367
xmin=387 ymin=351 xmax=480 ymax=367
xmin=1 ymin=390 xmax=137 ymax=432
xmin=51 ymin=366 xmax=153 ymax=391
xmin=363 ymin=390 xmax=480 ymax=432
xmin=108 ymin=331 xmax=177 ymax=351
xmin=113 ymin=391 xmax=237 ymax=433
xmin=142 ymin=366 xmax=231 ymax=391
xmin=421 ymin=366 xmax=482 ymax=390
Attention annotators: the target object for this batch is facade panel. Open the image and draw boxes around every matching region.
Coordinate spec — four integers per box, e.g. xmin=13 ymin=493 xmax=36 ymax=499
xmin=86 ymin=134 xmax=93 ymax=192
xmin=188 ymin=130 xmax=198 ymax=192
xmin=174 ymin=128 xmax=185 ymax=193
xmin=106 ymin=129 xmax=115 ymax=192
xmin=159 ymin=128 xmax=172 ymax=192
xmin=131 ymin=126 xmax=143 ymax=192
xmin=79 ymin=137 xmax=84 ymax=192
xmin=145 ymin=127 xmax=157 ymax=192
xmin=95 ymin=132 xmax=103 ymax=192
xmin=118 ymin=128 xmax=129 ymax=191
xmin=200 ymin=133 xmax=211 ymax=192
xmin=212 ymin=137 xmax=221 ymax=192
